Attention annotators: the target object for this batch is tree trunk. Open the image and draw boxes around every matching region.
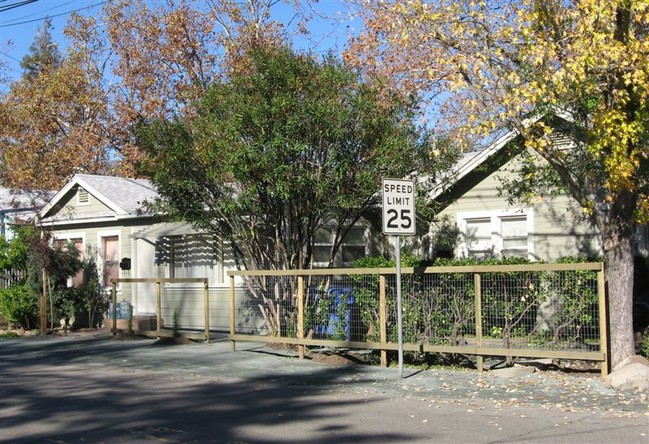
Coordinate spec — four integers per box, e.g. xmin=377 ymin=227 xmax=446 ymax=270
xmin=601 ymin=192 xmax=636 ymax=370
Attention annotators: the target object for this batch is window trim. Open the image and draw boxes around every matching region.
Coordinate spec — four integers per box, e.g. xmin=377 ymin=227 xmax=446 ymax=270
xmin=54 ymin=232 xmax=86 ymax=288
xmin=312 ymin=224 xmax=369 ymax=268
xmin=457 ymin=209 xmax=534 ymax=260
xmin=97 ymin=231 xmax=121 ymax=289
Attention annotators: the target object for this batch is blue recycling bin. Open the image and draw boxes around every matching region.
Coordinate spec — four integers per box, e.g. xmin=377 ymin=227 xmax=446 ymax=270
xmin=108 ymin=300 xmax=133 ymax=319
xmin=312 ymin=287 xmax=355 ymax=340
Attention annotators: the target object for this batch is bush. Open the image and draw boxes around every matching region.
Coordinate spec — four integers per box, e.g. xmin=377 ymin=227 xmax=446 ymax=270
xmin=641 ymin=334 xmax=649 ymax=358
xmin=0 ymin=283 xmax=38 ymax=329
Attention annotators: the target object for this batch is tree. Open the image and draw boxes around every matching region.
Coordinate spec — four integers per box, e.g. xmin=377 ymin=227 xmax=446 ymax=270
xmin=66 ymin=0 xmax=320 ymax=176
xmin=137 ymin=46 xmax=431 ymax=334
xmin=0 ymin=1 xmax=319 ymax=186
xmin=348 ymin=0 xmax=649 ymax=368
xmin=0 ymin=20 xmax=114 ymax=190
xmin=19 ymin=18 xmax=62 ymax=81
xmin=25 ymin=230 xmax=83 ymax=330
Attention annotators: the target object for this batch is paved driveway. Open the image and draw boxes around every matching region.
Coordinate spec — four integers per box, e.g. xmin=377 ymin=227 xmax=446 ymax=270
xmin=1 ymin=333 xmax=647 ymax=443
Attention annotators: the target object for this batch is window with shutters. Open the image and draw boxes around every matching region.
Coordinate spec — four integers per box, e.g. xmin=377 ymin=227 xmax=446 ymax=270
xmin=156 ymin=234 xmax=223 ymax=286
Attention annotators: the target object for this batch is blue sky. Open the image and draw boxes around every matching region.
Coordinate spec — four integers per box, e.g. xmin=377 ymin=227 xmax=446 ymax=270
xmin=0 ymin=0 xmax=359 ymax=83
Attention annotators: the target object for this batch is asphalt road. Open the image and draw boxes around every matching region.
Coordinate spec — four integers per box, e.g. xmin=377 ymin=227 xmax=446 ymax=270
xmin=1 ymin=332 xmax=647 ymax=443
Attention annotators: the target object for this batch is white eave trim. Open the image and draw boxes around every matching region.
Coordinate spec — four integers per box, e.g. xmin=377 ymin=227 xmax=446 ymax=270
xmin=39 ymin=175 xmax=129 ymax=219
xmin=428 ymin=128 xmax=520 ymax=200
xmin=38 ymin=213 xmax=154 ymax=227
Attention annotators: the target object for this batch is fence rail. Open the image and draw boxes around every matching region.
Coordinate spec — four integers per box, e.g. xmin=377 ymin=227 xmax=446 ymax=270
xmin=110 ymin=278 xmax=210 ymax=341
xmin=228 ymin=262 xmax=608 ymax=376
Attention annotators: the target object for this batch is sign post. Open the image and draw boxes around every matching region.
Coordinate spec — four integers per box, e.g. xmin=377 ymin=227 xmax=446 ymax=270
xmin=382 ymin=178 xmax=416 ymax=378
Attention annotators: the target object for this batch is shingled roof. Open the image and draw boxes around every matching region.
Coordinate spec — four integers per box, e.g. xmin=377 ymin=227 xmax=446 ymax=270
xmin=39 ymin=174 xmax=159 ymax=224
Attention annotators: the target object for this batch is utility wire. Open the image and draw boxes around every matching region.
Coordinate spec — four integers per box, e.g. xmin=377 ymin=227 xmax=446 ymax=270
xmin=0 ymin=49 xmax=20 ymax=63
xmin=0 ymin=0 xmax=38 ymax=14
xmin=5 ymin=0 xmax=75 ymax=22
xmin=0 ymin=0 xmax=109 ymax=27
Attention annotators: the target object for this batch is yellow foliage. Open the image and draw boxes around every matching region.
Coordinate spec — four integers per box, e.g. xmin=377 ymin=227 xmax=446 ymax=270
xmin=348 ymin=0 xmax=649 ymax=221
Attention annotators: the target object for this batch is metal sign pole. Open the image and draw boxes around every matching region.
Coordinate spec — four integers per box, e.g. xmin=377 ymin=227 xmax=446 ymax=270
xmin=381 ymin=178 xmax=415 ymax=379
xmin=396 ymin=236 xmax=404 ymax=378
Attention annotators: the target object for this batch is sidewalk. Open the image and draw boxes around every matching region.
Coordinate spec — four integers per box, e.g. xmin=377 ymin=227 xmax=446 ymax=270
xmin=1 ymin=332 xmax=647 ymax=443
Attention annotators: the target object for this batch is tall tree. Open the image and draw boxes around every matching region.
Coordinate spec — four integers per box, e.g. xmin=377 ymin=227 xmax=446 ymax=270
xmin=0 ymin=1 xmax=319 ymax=184
xmin=59 ymin=0 xmax=318 ymax=176
xmin=19 ymin=18 xmax=61 ymax=81
xmin=348 ymin=0 xmax=649 ymax=368
xmin=0 ymin=20 xmax=113 ymax=190
xmin=137 ymin=46 xmax=432 ymax=334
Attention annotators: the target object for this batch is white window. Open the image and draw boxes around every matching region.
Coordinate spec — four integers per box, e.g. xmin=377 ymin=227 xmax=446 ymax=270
xmin=161 ymin=234 xmax=222 ymax=285
xmin=465 ymin=218 xmax=492 ymax=258
xmin=459 ymin=210 xmax=533 ymax=260
xmin=500 ymin=216 xmax=528 ymax=258
xmin=313 ymin=225 xmax=367 ymax=268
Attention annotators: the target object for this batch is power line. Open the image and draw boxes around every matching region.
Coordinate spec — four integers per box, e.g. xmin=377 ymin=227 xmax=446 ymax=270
xmin=0 ymin=0 xmax=38 ymax=14
xmin=0 ymin=0 xmax=110 ymax=27
xmin=5 ymin=0 xmax=75 ymax=22
xmin=0 ymin=48 xmax=20 ymax=63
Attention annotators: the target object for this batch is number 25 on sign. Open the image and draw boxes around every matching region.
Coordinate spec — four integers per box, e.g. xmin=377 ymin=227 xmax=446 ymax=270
xmin=382 ymin=178 xmax=416 ymax=235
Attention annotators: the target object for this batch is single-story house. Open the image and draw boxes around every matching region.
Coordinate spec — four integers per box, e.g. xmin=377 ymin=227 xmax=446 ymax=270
xmin=36 ymin=118 xmax=648 ymax=332
xmin=36 ymin=174 xmax=375 ymax=332
xmin=37 ymin=174 xmax=232 ymax=330
xmin=423 ymin=126 xmax=648 ymax=262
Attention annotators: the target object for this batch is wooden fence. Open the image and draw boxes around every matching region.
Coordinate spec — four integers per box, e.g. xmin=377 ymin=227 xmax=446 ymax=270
xmin=110 ymin=278 xmax=210 ymax=341
xmin=228 ymin=263 xmax=609 ymax=376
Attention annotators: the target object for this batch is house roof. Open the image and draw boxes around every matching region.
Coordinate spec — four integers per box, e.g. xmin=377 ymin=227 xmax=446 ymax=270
xmin=428 ymin=128 xmax=520 ymax=200
xmin=39 ymin=174 xmax=159 ymax=224
xmin=0 ymin=188 xmax=54 ymax=213
xmin=426 ymin=107 xmax=581 ymax=200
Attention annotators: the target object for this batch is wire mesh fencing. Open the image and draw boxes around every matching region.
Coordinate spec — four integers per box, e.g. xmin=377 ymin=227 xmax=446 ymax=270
xmin=229 ymin=263 xmax=607 ymax=373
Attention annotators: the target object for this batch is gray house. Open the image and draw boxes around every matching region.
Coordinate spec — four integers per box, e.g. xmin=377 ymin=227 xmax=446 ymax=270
xmin=37 ymin=174 xmax=255 ymax=331
xmin=37 ymin=173 xmax=378 ymax=332
xmin=39 ymin=129 xmax=648 ymax=332
xmin=425 ymin=127 xmax=648 ymax=262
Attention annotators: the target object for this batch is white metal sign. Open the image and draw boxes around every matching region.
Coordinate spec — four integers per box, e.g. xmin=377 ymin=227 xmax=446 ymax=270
xmin=382 ymin=178 xmax=416 ymax=235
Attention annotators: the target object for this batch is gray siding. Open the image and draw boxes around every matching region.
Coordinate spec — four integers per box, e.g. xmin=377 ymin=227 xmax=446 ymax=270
xmin=437 ymin=154 xmax=600 ymax=261
xmin=55 ymin=186 xmax=117 ymax=220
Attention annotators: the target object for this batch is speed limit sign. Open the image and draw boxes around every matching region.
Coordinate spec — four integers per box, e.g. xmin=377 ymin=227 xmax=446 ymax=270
xmin=382 ymin=178 xmax=416 ymax=235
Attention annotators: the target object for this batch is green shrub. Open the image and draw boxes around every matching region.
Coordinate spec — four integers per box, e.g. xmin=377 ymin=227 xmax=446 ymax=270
xmin=0 ymin=283 xmax=38 ymax=329
xmin=640 ymin=334 xmax=649 ymax=358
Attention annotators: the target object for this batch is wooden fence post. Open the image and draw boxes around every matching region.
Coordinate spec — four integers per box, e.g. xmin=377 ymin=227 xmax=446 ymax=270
xmin=230 ymin=274 xmax=236 ymax=351
xmin=111 ymin=282 xmax=117 ymax=335
xmin=204 ymin=278 xmax=210 ymax=343
xmin=598 ymin=264 xmax=609 ymax=377
xmin=380 ymin=273 xmax=387 ymax=367
xmin=40 ymin=268 xmax=47 ymax=335
xmin=156 ymin=281 xmax=162 ymax=335
xmin=474 ymin=273 xmax=483 ymax=373
xmin=298 ymin=275 xmax=305 ymax=359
